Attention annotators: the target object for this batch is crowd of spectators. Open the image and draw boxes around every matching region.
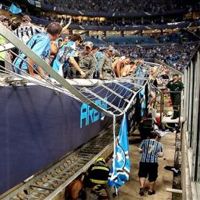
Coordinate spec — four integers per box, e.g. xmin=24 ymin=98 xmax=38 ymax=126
xmin=26 ymin=10 xmax=200 ymax=36
xmin=41 ymin=0 xmax=199 ymax=15
xmin=85 ymin=30 xmax=199 ymax=45
xmin=42 ymin=14 xmax=198 ymax=27
xmin=116 ymin=43 xmax=198 ymax=72
xmin=0 ymin=10 xmax=199 ymax=77
xmin=1 ymin=1 xmax=200 ymax=34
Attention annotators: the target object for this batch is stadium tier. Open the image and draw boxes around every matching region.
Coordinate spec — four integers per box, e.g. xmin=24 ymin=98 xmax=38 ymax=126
xmin=0 ymin=1 xmax=200 ymax=199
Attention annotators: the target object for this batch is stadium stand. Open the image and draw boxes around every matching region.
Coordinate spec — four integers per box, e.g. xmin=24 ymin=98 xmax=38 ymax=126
xmin=115 ymin=42 xmax=199 ymax=72
xmin=40 ymin=0 xmax=200 ymax=16
xmin=0 ymin=1 xmax=199 ymax=74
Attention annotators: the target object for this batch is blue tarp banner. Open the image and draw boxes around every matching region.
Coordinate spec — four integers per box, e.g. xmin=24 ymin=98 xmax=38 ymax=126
xmin=9 ymin=3 xmax=22 ymax=14
xmin=0 ymin=86 xmax=111 ymax=194
xmin=109 ymin=114 xmax=130 ymax=190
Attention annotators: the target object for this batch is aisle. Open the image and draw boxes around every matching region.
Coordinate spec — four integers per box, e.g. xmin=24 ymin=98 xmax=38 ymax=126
xmin=117 ymin=133 xmax=175 ymax=200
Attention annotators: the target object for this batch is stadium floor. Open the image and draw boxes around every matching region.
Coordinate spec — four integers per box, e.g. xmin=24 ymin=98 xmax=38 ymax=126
xmin=117 ymin=131 xmax=176 ymax=200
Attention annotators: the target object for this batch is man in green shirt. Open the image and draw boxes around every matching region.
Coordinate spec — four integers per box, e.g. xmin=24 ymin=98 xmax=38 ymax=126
xmin=166 ymin=74 xmax=184 ymax=119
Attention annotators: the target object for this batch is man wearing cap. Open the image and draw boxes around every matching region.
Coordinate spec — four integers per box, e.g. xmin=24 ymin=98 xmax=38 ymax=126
xmin=79 ymin=41 xmax=97 ymax=78
xmin=100 ymin=47 xmax=115 ymax=79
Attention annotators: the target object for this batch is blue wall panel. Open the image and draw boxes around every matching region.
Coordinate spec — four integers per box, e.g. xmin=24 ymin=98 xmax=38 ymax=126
xmin=0 ymin=85 xmax=111 ymax=194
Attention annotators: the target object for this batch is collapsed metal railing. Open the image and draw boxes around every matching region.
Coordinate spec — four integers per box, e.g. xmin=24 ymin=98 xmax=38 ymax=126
xmin=0 ymin=23 xmax=148 ymax=118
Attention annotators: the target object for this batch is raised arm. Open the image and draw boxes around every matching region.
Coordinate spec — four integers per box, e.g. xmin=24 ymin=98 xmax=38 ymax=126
xmin=61 ymin=17 xmax=72 ymax=33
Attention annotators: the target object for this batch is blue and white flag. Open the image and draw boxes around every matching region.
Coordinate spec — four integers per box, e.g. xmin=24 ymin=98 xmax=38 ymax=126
xmin=9 ymin=3 xmax=22 ymax=14
xmin=108 ymin=114 xmax=130 ymax=190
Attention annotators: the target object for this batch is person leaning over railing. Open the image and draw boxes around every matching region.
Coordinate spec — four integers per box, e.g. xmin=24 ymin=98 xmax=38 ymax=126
xmin=113 ymin=57 xmax=131 ymax=77
xmin=92 ymin=45 xmax=104 ymax=79
xmin=99 ymin=46 xmax=116 ymax=80
xmin=120 ymin=59 xmax=139 ymax=77
xmin=78 ymin=41 xmax=97 ymax=79
xmin=13 ymin=22 xmax=62 ymax=78
xmin=51 ymin=34 xmax=85 ymax=78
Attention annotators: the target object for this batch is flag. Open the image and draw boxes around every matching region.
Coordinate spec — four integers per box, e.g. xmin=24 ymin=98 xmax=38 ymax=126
xmin=108 ymin=114 xmax=130 ymax=190
xmin=9 ymin=3 xmax=22 ymax=14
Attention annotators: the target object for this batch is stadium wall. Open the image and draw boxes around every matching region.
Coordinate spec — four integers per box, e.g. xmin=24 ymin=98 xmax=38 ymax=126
xmin=182 ymin=46 xmax=200 ymax=200
xmin=0 ymin=85 xmax=111 ymax=194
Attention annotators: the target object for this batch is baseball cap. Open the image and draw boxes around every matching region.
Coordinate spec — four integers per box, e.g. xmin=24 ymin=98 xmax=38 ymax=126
xmin=107 ymin=46 xmax=115 ymax=52
xmin=84 ymin=41 xmax=93 ymax=49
